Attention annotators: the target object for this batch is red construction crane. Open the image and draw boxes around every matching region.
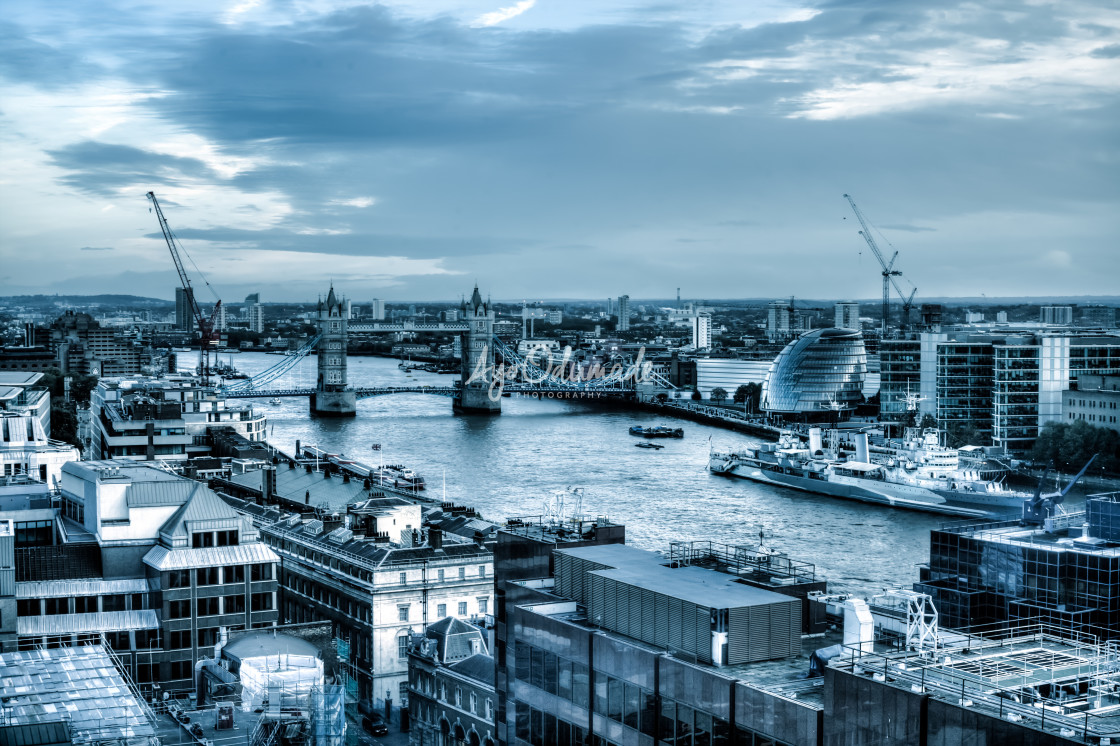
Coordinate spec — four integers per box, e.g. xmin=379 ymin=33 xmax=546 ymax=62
xmin=147 ymin=191 xmax=221 ymax=384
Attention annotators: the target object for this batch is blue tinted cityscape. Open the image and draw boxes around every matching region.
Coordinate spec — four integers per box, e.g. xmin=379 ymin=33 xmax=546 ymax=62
xmin=2 ymin=2 xmax=1120 ymax=746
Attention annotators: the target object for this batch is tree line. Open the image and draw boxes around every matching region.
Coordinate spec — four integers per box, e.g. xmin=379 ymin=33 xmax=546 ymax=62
xmin=1031 ymin=420 xmax=1120 ymax=475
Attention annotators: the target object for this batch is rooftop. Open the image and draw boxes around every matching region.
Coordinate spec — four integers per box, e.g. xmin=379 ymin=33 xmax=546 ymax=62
xmin=0 ymin=645 xmax=155 ymax=746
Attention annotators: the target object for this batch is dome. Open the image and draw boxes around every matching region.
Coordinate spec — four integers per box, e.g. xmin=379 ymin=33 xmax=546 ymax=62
xmin=761 ymin=328 xmax=867 ymax=414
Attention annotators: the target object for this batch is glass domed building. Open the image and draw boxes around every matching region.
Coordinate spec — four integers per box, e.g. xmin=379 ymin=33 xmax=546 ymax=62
xmin=761 ymin=328 xmax=867 ymax=417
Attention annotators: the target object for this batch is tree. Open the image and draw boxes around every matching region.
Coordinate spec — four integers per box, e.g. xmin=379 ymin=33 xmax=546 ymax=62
xmin=710 ymin=387 xmax=728 ymax=405
xmin=945 ymin=421 xmax=982 ymax=448
xmin=691 ymin=390 xmax=702 ymax=401
xmin=919 ymin=414 xmax=938 ymax=430
xmin=733 ymin=385 xmax=751 ymax=404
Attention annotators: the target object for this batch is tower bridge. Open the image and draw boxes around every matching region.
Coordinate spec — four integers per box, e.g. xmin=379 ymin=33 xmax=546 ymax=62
xmin=219 ymin=285 xmax=673 ymax=414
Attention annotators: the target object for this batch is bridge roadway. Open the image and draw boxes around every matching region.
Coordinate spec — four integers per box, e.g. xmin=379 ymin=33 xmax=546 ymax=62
xmin=223 ymin=384 xmax=636 ymax=399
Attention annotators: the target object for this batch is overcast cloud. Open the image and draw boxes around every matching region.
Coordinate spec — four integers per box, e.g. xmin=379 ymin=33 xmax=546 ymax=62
xmin=1 ymin=0 xmax=1118 ymax=302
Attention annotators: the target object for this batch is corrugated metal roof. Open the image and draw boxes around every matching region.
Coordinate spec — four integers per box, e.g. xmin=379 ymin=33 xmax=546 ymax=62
xmin=159 ymin=485 xmax=243 ymax=539
xmin=16 ymin=578 xmax=149 ymax=599
xmin=17 ymin=610 xmax=160 ymax=636
xmin=0 ymin=721 xmax=70 ymax=746
xmin=126 ymin=480 xmax=197 ymax=507
xmin=143 ymin=542 xmax=278 ymax=570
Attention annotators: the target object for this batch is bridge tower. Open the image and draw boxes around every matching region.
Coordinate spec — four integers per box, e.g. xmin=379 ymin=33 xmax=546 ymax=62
xmin=311 ymin=284 xmax=357 ymax=417
xmin=454 ymin=285 xmax=501 ymax=415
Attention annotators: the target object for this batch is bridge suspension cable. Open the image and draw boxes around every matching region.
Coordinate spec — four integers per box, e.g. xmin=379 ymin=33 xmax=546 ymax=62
xmin=221 ymin=335 xmax=321 ymax=393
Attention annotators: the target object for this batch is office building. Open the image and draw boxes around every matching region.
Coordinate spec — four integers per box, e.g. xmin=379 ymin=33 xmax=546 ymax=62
xmin=372 ymin=299 xmax=386 ymax=321
xmin=761 ymin=328 xmax=867 ymax=416
xmin=499 ymin=521 xmax=843 ymax=746
xmin=48 ymin=311 xmax=144 ymax=377
xmin=222 ymin=484 xmax=493 ymax=712
xmin=617 ymin=296 xmax=630 ymax=332
xmin=246 ymin=293 xmax=265 ymax=333
xmin=908 ymin=330 xmax=1120 ymax=451
xmin=1063 ymin=374 xmax=1120 ymax=433
xmin=692 ymin=311 xmax=712 ymax=350
xmin=833 ymin=301 xmax=860 ymax=330
xmin=175 ymin=286 xmax=195 ymax=330
xmin=408 ymin=618 xmax=496 ymax=746
xmin=917 ymin=493 xmax=1120 ymax=638
xmin=964 ymin=310 xmax=984 ymax=323
xmin=878 ymin=338 xmax=922 ymax=420
xmin=89 ymin=376 xmax=268 ymax=462
xmin=0 ymin=413 xmax=78 ymax=484
xmin=14 ymin=461 xmax=279 ymax=693
xmin=1082 ymin=305 xmax=1116 ymax=328
xmin=548 ymin=310 xmax=563 ymax=325
xmin=767 ymin=300 xmax=810 ymax=343
xmin=215 ymin=302 xmax=228 ymax=331
xmin=1040 ymin=305 xmax=1074 ymax=325
xmin=0 ymin=372 xmax=51 ymax=436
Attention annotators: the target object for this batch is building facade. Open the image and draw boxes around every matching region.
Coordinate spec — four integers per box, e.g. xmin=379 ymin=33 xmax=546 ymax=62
xmin=1039 ymin=305 xmax=1074 ymax=325
xmin=692 ymin=312 xmax=711 ymax=351
xmin=372 ymin=299 xmax=387 ymax=321
xmin=1063 ymin=374 xmax=1120 ymax=433
xmin=175 ymin=287 xmax=195 ymax=330
xmin=409 ymin=618 xmax=496 ymax=746
xmin=14 ymin=461 xmax=279 ymax=693
xmin=761 ymin=328 xmax=867 ymax=417
xmin=617 ymin=296 xmax=630 ymax=332
xmin=833 ymin=302 xmax=860 ymax=330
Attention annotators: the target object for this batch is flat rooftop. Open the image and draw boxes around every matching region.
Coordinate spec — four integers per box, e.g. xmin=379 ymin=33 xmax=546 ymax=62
xmin=944 ymin=513 xmax=1120 ymax=557
xmin=829 ymin=628 xmax=1120 ymax=741
xmin=522 ymin=598 xmax=837 ymax=709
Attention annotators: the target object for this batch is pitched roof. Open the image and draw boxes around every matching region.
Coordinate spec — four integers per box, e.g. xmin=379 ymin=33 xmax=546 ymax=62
xmin=425 ymin=617 xmax=488 ymax=663
xmin=159 ymin=485 xmax=244 ymax=541
xmin=143 ymin=542 xmax=278 ymax=571
xmin=448 ymin=653 xmax=495 ymax=687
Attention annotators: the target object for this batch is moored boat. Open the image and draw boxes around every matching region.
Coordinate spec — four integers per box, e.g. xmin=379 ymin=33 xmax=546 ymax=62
xmin=629 ymin=425 xmax=684 ymax=438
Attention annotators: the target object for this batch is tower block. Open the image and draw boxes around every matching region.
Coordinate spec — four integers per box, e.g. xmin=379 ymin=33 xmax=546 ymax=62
xmin=311 ymin=285 xmax=357 ymax=417
xmin=454 ymin=285 xmax=501 ymax=415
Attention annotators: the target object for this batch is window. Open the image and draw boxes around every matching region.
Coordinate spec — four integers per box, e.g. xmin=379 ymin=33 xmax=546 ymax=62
xmin=169 ymin=630 xmax=191 ymax=649
xmin=169 ymin=660 xmax=192 ymax=681
xmin=196 ymin=567 xmax=220 ymax=586
xmin=485 ymin=699 xmax=493 ymax=719
xmin=438 ymin=569 xmax=445 ymax=582
xmin=458 ymin=602 xmax=467 ymax=616
xmin=400 ymin=572 xmax=407 ymax=585
xmin=216 ymin=530 xmax=239 ymax=546
xmin=45 ymin=598 xmax=69 ymax=615
xmin=477 ymin=598 xmax=488 ymax=615
xmin=224 ymin=566 xmax=245 ymax=584
xmin=459 ymin=567 xmax=466 ymax=580
xmin=197 ymin=597 xmax=220 ymax=616
xmin=168 ymin=570 xmax=191 ymax=589
xmin=251 ymin=593 xmax=273 ymax=612
xmin=455 ymin=688 xmax=462 ymax=707
xmin=398 ymin=634 xmax=410 ymax=659
xmin=470 ymin=692 xmax=477 ymax=714
xmin=398 ymin=605 xmax=410 ymax=621
xmin=224 ymin=595 xmax=246 ymax=614
xmin=479 ymin=565 xmax=486 ymax=577
xmin=74 ymin=596 xmax=98 ymax=614
xmin=251 ymin=564 xmax=273 ymax=582
xmin=192 ymin=532 xmax=214 ymax=548
xmin=198 ymin=628 xmax=219 ymax=647
xmin=169 ymin=600 xmax=191 ymax=619
xmin=437 ymin=604 xmax=447 ymax=618
xmin=16 ymin=599 xmax=39 ymax=616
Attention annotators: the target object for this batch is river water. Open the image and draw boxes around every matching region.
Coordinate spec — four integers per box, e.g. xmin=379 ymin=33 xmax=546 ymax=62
xmin=226 ymin=352 xmax=941 ymax=598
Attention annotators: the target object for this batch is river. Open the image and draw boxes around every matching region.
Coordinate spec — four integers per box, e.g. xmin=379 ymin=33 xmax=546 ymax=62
xmin=224 ymin=351 xmax=946 ymax=598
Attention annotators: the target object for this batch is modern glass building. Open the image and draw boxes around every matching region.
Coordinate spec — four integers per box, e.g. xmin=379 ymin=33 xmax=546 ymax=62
xmin=761 ymin=328 xmax=867 ymax=416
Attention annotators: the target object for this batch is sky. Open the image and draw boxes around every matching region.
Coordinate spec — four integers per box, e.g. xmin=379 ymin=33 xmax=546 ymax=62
xmin=1 ymin=0 xmax=1118 ymax=303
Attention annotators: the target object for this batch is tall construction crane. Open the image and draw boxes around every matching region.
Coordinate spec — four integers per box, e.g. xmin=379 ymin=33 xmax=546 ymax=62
xmin=843 ymin=194 xmax=916 ymax=335
xmin=147 ymin=191 xmax=222 ymax=384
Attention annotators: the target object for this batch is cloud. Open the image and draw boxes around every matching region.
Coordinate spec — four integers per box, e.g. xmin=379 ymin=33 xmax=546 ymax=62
xmin=79 ymin=246 xmax=115 ymax=251
xmin=328 ymin=196 xmax=377 ymax=208
xmin=472 ymin=0 xmax=536 ymax=28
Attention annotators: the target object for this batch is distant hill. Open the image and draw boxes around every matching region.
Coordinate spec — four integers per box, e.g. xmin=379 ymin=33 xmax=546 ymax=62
xmin=1 ymin=294 xmax=173 ymax=307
